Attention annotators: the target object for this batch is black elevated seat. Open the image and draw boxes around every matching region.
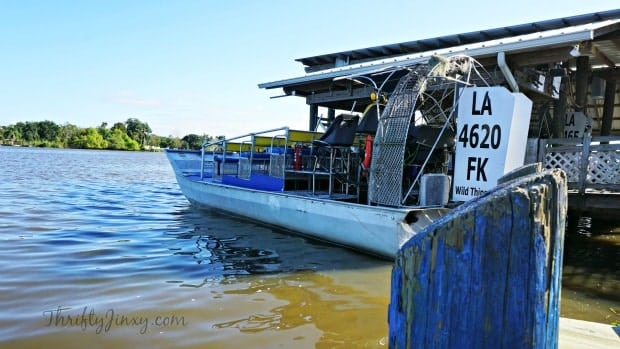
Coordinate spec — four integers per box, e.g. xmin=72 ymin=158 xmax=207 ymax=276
xmin=356 ymin=104 xmax=382 ymax=135
xmin=312 ymin=114 xmax=359 ymax=147
xmin=310 ymin=114 xmax=360 ymax=196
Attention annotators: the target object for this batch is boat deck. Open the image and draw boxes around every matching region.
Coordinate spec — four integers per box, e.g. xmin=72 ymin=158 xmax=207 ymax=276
xmin=183 ymin=173 xmax=360 ymax=201
xmin=282 ymin=190 xmax=358 ymax=200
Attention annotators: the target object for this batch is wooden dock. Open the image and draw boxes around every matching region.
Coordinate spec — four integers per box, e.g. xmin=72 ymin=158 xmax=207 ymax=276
xmin=529 ymin=134 xmax=620 ymax=219
xmin=389 ymin=167 xmax=567 ymax=348
xmin=567 ymin=190 xmax=620 ymax=220
xmin=559 ymin=318 xmax=620 ymax=349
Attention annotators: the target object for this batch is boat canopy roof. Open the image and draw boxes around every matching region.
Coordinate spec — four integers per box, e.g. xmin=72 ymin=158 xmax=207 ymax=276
xmin=259 ymin=10 xmax=620 ymax=113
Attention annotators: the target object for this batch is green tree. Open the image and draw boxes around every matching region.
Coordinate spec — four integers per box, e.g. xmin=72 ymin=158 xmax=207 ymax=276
xmin=1 ymin=119 xmax=175 ymax=151
xmin=106 ymin=128 xmax=140 ymax=150
xmin=37 ymin=120 xmax=61 ymax=141
xmin=125 ymin=118 xmax=152 ymax=148
xmin=17 ymin=122 xmax=39 ymax=143
xmin=60 ymin=123 xmax=80 ymax=147
xmin=111 ymin=122 xmax=126 ymax=133
xmin=97 ymin=122 xmax=111 ymax=140
xmin=122 ymin=135 xmax=140 ymax=150
xmin=181 ymin=134 xmax=204 ymax=149
xmin=69 ymin=127 xmax=108 ymax=149
xmin=3 ymin=125 xmax=21 ymax=145
xmin=159 ymin=136 xmax=181 ymax=149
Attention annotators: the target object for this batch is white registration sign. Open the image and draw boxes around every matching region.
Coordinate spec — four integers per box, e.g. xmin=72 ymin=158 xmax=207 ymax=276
xmin=452 ymin=86 xmax=532 ymax=201
xmin=564 ymin=111 xmax=590 ymax=138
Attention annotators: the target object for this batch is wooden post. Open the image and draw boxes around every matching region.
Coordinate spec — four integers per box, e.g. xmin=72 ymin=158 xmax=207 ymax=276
xmin=578 ymin=132 xmax=592 ymax=195
xmin=389 ymin=169 xmax=567 ymax=349
xmin=553 ymin=64 xmax=568 ymax=138
xmin=309 ymin=104 xmax=319 ymax=131
xmin=327 ymin=108 xmax=336 ymax=123
xmin=601 ymin=80 xmax=616 ymax=137
xmin=575 ymin=56 xmax=590 ymax=113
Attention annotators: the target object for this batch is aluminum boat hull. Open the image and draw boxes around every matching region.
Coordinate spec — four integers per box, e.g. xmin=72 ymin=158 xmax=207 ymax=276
xmin=166 ymin=149 xmax=447 ymax=258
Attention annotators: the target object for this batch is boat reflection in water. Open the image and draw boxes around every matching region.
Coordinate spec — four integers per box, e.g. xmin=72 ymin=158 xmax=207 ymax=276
xmin=164 ymin=206 xmax=393 ymax=348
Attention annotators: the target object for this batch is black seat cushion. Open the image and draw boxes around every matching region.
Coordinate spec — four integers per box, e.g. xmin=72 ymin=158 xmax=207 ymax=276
xmin=313 ymin=114 xmax=360 ymax=147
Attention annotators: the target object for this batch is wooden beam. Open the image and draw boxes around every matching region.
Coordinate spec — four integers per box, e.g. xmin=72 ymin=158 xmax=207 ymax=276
xmin=305 ymin=85 xmax=374 ymax=105
xmin=309 ymin=104 xmax=319 ymax=131
xmin=575 ymin=56 xmax=590 ymax=112
xmin=601 ymin=80 xmax=616 ymax=136
xmin=592 ymin=67 xmax=620 ymax=81
xmin=553 ymin=62 xmax=569 ymax=138
xmin=611 ymin=38 xmax=620 ymax=51
xmin=585 ymin=42 xmax=616 ymax=68
xmin=326 ymin=108 xmax=335 ymax=123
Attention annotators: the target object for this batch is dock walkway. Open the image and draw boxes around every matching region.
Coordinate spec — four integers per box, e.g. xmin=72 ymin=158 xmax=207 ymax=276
xmin=559 ymin=318 xmax=619 ymax=349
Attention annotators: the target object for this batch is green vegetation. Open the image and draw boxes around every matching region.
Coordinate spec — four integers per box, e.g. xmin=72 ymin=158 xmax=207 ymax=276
xmin=0 ymin=118 xmax=210 ymax=151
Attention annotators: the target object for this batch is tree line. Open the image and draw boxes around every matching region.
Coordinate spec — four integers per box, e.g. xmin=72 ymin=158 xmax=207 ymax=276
xmin=0 ymin=118 xmax=209 ymax=150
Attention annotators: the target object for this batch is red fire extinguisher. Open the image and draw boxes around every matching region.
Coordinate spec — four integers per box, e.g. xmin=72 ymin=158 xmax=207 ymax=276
xmin=294 ymin=143 xmax=302 ymax=170
xmin=362 ymin=135 xmax=373 ymax=176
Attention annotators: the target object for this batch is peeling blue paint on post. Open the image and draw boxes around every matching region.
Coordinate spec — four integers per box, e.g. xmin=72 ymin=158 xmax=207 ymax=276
xmin=389 ymin=169 xmax=567 ymax=349
xmin=501 ymin=189 xmax=532 ymax=347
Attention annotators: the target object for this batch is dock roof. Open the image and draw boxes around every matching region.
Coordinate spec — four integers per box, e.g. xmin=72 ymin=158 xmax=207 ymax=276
xmin=259 ymin=9 xmax=620 ymax=112
xmin=295 ymin=9 xmax=620 ymax=71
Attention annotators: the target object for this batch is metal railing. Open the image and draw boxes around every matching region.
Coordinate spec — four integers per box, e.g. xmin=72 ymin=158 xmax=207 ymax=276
xmin=199 ymin=127 xmax=290 ymax=180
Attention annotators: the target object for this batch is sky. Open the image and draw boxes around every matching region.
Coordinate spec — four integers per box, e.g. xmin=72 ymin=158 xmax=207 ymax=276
xmin=1 ymin=1 xmax=619 ymax=138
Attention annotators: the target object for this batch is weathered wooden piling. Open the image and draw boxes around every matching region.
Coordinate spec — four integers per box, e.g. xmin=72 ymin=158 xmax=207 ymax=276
xmin=389 ymin=167 xmax=567 ymax=349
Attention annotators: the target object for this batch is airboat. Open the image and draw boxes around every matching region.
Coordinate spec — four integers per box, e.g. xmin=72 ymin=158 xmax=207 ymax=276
xmin=165 ymin=55 xmax=533 ymax=258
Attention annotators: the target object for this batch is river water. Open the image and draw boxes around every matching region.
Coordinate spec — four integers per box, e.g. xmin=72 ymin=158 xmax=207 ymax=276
xmin=0 ymin=147 xmax=617 ymax=348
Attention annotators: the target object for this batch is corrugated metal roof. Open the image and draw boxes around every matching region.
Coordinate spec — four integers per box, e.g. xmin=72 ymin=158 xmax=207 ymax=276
xmin=259 ymin=20 xmax=618 ymax=90
xmin=295 ymin=9 xmax=620 ymax=69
